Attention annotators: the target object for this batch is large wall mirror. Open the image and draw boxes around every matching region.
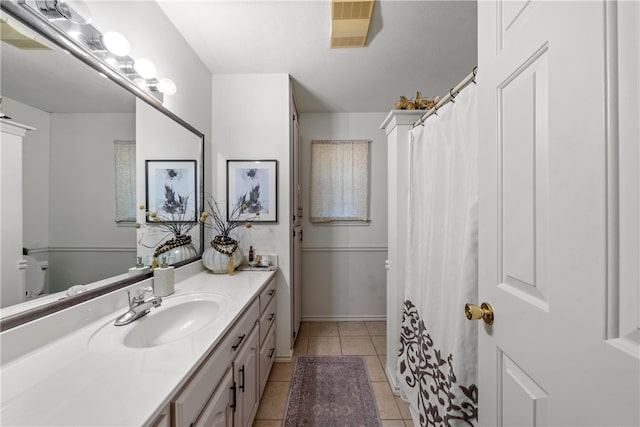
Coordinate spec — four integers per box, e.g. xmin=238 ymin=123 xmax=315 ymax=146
xmin=0 ymin=1 xmax=205 ymax=329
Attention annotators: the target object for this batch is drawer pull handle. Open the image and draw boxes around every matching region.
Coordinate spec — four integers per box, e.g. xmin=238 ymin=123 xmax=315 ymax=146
xmin=232 ymin=334 xmax=246 ymax=351
xmin=268 ymin=348 xmax=275 ymax=358
xmin=268 ymin=289 xmax=275 ymax=296
xmin=239 ymin=366 xmax=245 ymax=392
xmin=268 ymin=313 xmax=275 ymax=321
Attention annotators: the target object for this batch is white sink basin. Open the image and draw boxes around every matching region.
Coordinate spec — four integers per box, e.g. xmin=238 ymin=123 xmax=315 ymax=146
xmin=89 ymin=292 xmax=228 ymax=353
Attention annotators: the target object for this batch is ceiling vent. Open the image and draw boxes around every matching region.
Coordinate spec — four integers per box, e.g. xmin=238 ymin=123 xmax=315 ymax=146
xmin=330 ymin=0 xmax=374 ymax=48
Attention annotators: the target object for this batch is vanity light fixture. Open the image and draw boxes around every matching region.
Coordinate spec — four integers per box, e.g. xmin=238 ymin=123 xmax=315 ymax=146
xmin=101 ymin=31 xmax=129 ymax=57
xmin=134 ymin=58 xmax=156 ymax=79
xmin=35 ymin=0 xmax=92 ymax=25
xmin=22 ymin=0 xmax=177 ymax=100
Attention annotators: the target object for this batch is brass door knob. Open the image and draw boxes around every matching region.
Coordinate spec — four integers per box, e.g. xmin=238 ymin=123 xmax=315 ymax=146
xmin=465 ymin=302 xmax=494 ymax=325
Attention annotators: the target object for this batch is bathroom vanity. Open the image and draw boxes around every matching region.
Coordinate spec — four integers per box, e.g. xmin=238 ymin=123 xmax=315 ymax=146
xmin=0 ymin=262 xmax=277 ymax=427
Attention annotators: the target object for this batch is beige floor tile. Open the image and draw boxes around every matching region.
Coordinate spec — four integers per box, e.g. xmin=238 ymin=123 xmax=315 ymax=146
xmin=252 ymin=421 xmax=282 ymax=427
xmin=365 ymin=321 xmax=387 ymax=336
xmin=293 ymin=336 xmax=308 ymax=355
xmin=372 ymin=381 xmax=402 ymax=419
xmin=340 ymin=335 xmax=376 ymax=355
xmin=255 ymin=381 xmax=290 ymax=420
xmin=297 ymin=322 xmax=310 ymax=337
xmin=308 ymin=321 xmax=339 ymax=336
xmin=268 ymin=362 xmax=294 ymax=381
xmin=405 ymin=420 xmax=415 ymax=427
xmin=338 ymin=321 xmax=369 ymax=336
xmin=371 ymin=335 xmax=387 ymax=355
xmin=365 ymin=355 xmax=387 ymax=382
xmin=382 ymin=421 xmax=406 ymax=427
xmin=307 ymin=336 xmax=342 ymax=355
xmin=395 ymin=396 xmax=412 ymax=419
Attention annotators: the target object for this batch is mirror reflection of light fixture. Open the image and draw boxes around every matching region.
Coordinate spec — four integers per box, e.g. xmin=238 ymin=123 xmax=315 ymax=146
xmin=101 ymin=31 xmax=129 ymax=57
xmin=157 ymin=78 xmax=177 ymax=96
xmin=35 ymin=0 xmax=92 ymax=25
xmin=25 ymin=0 xmax=177 ymax=100
xmin=133 ymin=58 xmax=156 ymax=79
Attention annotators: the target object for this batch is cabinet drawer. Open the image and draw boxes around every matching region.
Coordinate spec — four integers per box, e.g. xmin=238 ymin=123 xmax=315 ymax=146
xmin=173 ymin=298 xmax=260 ymax=427
xmin=259 ymin=296 xmax=276 ymax=346
xmin=259 ymin=323 xmax=276 ymax=396
xmin=259 ymin=278 xmax=276 ymax=314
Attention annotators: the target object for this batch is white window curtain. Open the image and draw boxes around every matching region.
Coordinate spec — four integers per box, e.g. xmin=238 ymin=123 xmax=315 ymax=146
xmin=310 ymin=139 xmax=370 ymax=222
xmin=114 ymin=140 xmax=136 ymax=223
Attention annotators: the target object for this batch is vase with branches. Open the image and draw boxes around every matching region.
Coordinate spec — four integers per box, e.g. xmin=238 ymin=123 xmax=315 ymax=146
xmin=199 ymin=196 xmax=259 ymax=273
xmin=136 ymin=195 xmax=198 ymax=264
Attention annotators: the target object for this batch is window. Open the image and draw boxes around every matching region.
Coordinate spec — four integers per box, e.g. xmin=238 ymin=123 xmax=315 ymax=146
xmin=310 ymin=139 xmax=370 ymax=222
xmin=114 ymin=140 xmax=136 ymax=223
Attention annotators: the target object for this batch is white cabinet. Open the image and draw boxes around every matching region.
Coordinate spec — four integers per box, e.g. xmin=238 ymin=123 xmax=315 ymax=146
xmin=380 ymin=110 xmax=424 ymax=394
xmin=149 ymin=405 xmax=171 ymax=427
xmin=258 ymin=277 xmax=277 ymax=397
xmin=168 ymin=276 xmax=277 ymax=427
xmin=194 ymin=368 xmax=233 ymax=427
xmin=233 ymin=326 xmax=260 ymax=427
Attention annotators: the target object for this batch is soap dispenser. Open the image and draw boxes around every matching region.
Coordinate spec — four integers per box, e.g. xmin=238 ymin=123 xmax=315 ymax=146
xmin=153 ymin=257 xmax=175 ymax=297
xmin=128 ymin=257 xmax=150 ymax=277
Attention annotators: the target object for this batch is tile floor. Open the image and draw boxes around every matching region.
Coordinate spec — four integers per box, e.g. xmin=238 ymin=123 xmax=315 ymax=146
xmin=252 ymin=321 xmax=414 ymax=427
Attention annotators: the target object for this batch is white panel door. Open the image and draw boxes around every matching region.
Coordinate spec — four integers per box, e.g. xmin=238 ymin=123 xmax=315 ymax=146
xmin=477 ymin=1 xmax=639 ymax=425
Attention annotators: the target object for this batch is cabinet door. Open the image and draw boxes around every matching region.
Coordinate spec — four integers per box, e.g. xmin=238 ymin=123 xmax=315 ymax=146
xmin=233 ymin=325 xmax=260 ymax=427
xmin=194 ymin=368 xmax=233 ymax=427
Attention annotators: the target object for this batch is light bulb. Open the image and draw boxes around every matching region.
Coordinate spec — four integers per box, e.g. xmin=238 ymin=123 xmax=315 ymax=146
xmin=102 ymin=31 xmax=129 ymax=57
xmin=157 ymin=78 xmax=177 ymax=96
xmin=133 ymin=58 xmax=156 ymax=79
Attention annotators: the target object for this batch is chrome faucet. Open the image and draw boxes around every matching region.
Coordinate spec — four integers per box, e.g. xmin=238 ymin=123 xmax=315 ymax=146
xmin=114 ymin=286 xmax=162 ymax=326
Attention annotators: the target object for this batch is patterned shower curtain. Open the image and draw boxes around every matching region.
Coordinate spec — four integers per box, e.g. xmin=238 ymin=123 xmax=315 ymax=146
xmin=397 ymin=84 xmax=479 ymax=426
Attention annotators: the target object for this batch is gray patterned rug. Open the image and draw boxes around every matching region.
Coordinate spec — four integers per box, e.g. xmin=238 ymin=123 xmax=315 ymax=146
xmin=283 ymin=355 xmax=382 ymax=427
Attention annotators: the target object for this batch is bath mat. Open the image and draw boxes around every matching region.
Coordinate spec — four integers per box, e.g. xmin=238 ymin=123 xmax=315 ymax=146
xmin=283 ymin=355 xmax=382 ymax=427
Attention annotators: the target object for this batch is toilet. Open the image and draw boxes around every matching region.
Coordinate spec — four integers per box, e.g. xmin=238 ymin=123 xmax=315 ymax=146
xmin=23 ymin=255 xmax=48 ymax=300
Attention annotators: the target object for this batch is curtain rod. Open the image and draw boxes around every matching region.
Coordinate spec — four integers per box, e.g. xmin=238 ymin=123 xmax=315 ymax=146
xmin=413 ymin=66 xmax=478 ymax=128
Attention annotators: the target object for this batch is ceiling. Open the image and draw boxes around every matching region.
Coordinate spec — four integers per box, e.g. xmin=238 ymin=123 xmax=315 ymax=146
xmin=157 ymin=0 xmax=478 ymax=113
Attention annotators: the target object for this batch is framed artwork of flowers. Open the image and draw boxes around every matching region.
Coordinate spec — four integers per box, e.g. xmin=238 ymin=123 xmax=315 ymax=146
xmin=145 ymin=160 xmax=197 ymax=223
xmin=226 ymin=159 xmax=278 ymax=223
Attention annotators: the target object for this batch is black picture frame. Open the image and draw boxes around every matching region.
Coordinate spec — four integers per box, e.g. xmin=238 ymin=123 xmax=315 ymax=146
xmin=145 ymin=159 xmax=197 ymax=222
xmin=226 ymin=159 xmax=278 ymax=223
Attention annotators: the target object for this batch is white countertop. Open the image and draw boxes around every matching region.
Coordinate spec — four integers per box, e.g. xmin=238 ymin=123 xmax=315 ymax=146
xmin=0 ymin=268 xmax=276 ymax=426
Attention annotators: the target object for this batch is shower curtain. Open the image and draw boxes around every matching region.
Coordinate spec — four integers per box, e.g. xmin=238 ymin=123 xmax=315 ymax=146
xmin=397 ymin=84 xmax=479 ymax=426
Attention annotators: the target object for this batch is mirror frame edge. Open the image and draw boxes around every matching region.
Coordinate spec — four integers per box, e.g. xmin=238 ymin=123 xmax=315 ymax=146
xmin=0 ymin=0 xmax=206 ymax=332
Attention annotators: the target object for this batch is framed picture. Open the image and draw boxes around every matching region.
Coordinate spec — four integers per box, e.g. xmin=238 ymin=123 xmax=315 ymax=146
xmin=227 ymin=160 xmax=278 ymax=223
xmin=145 ymin=160 xmax=197 ymax=222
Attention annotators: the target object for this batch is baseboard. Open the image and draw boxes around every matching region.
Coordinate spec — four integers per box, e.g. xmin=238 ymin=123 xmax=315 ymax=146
xmin=301 ymin=315 xmax=387 ymax=322
xmin=385 ymin=364 xmax=401 ymax=396
xmin=275 ymin=347 xmax=294 ymax=363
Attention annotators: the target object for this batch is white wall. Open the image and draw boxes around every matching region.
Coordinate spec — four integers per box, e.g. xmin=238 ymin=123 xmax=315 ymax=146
xmin=3 ymin=99 xmax=137 ymax=293
xmin=88 ymin=1 xmax=212 ymax=145
xmin=299 ymin=112 xmax=388 ymax=320
xmin=136 ymin=99 xmax=204 ymax=262
xmin=48 ymin=113 xmax=136 ymax=291
xmin=212 ymin=73 xmax=292 ymax=358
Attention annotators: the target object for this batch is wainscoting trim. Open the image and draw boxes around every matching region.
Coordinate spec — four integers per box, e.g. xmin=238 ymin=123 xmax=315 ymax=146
xmin=29 ymin=246 xmax=136 ymax=253
xmin=302 ymin=246 xmax=388 ymax=253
